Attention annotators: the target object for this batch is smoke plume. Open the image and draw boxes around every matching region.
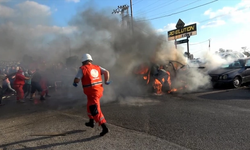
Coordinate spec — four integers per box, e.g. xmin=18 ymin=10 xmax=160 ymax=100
xmin=0 ymin=1 xmax=217 ymax=105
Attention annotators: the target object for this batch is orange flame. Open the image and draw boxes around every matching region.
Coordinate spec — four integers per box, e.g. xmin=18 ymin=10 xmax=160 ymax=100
xmin=146 ymin=72 xmax=150 ymax=84
xmin=168 ymin=84 xmax=188 ymax=93
xmin=135 ymin=64 xmax=150 ymax=84
xmin=135 ymin=64 xmax=149 ymax=75
xmin=168 ymin=88 xmax=177 ymax=93
xmin=136 ymin=64 xmax=188 ymax=94
xmin=166 ymin=71 xmax=171 ymax=88
xmin=153 ymin=78 xmax=162 ymax=94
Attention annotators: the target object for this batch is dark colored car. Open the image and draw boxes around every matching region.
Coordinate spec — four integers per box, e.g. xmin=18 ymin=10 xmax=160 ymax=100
xmin=208 ymin=57 xmax=250 ymax=88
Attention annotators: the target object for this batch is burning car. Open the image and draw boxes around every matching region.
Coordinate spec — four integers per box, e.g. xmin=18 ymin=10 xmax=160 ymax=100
xmin=134 ymin=60 xmax=189 ymax=94
xmin=208 ymin=57 xmax=250 ymax=88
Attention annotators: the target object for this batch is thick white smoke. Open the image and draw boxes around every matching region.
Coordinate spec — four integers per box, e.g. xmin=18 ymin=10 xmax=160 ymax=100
xmin=0 ymin=1 xmax=222 ymax=105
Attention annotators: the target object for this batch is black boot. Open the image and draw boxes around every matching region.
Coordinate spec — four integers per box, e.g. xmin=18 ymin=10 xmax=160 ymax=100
xmin=85 ymin=119 xmax=94 ymax=128
xmin=40 ymin=95 xmax=45 ymax=101
xmin=100 ymin=123 xmax=109 ymax=136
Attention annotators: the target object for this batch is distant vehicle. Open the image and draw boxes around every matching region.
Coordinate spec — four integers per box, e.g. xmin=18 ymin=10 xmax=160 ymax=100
xmin=208 ymin=57 xmax=250 ymax=88
xmin=188 ymin=58 xmax=206 ymax=68
xmin=217 ymin=51 xmax=246 ymax=60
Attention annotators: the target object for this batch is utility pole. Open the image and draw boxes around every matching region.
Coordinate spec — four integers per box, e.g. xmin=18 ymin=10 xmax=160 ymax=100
xmin=174 ymin=39 xmax=177 ymax=49
xmin=112 ymin=5 xmax=129 ymax=27
xmin=69 ymin=46 xmax=71 ymax=57
xmin=187 ymin=35 xmax=190 ymax=59
xmin=130 ymin=0 xmax=134 ymax=33
xmin=130 ymin=0 xmax=133 ymax=18
xmin=242 ymin=46 xmax=247 ymax=52
xmin=209 ymin=39 xmax=211 ymax=51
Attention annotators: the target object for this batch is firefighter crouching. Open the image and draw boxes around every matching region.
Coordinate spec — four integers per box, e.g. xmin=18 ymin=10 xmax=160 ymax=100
xmin=73 ymin=53 xmax=111 ymax=136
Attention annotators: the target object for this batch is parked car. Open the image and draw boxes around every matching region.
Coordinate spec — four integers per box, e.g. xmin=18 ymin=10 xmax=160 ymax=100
xmin=208 ymin=57 xmax=250 ymax=88
xmin=218 ymin=51 xmax=246 ymax=60
xmin=188 ymin=58 xmax=206 ymax=68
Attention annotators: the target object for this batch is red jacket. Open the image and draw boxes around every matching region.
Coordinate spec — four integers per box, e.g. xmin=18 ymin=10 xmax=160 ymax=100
xmin=80 ymin=64 xmax=103 ymax=95
xmin=14 ymin=70 xmax=26 ymax=85
xmin=40 ymin=77 xmax=47 ymax=89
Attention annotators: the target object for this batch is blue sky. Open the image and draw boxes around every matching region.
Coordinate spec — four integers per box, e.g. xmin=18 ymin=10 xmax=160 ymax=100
xmin=0 ymin=0 xmax=249 ymax=59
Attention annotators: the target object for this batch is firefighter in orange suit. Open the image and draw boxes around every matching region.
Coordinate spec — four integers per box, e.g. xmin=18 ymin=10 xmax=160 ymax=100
xmin=13 ymin=69 xmax=30 ymax=103
xmin=73 ymin=53 xmax=110 ymax=136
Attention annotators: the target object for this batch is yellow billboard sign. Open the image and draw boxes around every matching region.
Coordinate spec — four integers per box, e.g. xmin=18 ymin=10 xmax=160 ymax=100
xmin=168 ymin=23 xmax=197 ymax=41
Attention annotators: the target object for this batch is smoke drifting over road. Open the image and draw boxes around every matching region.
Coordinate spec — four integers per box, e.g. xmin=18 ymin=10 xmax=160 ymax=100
xmin=68 ymin=7 xmax=214 ymax=99
xmin=67 ymin=8 xmax=164 ymax=101
xmin=0 ymin=1 xmax=213 ymax=104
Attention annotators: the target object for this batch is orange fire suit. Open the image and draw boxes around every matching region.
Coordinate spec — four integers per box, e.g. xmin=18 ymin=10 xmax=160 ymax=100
xmin=40 ymin=77 xmax=48 ymax=96
xmin=80 ymin=64 xmax=106 ymax=126
xmin=13 ymin=70 xmax=26 ymax=100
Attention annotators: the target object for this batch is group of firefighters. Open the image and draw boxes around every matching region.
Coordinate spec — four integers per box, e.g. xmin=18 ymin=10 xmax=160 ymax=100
xmin=0 ymin=52 xmax=179 ymax=137
xmin=0 ymin=67 xmax=50 ymax=105
xmin=0 ymin=52 xmax=177 ymax=137
xmin=0 ymin=53 xmax=110 ymax=136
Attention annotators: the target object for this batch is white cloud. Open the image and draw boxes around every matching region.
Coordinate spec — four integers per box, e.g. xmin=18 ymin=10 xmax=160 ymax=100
xmin=238 ymin=0 xmax=250 ymax=8
xmin=17 ymin=1 xmax=51 ymax=16
xmin=176 ymin=0 xmax=250 ymax=58
xmin=211 ymin=27 xmax=250 ymax=51
xmin=205 ymin=7 xmax=236 ymax=19
xmin=65 ymin=0 xmax=80 ymax=3
xmin=0 ymin=1 xmax=78 ymax=61
xmin=32 ymin=25 xmax=78 ymax=36
xmin=156 ymin=23 xmax=175 ymax=33
xmin=0 ymin=1 xmax=52 ymax=19
xmin=202 ymin=0 xmax=250 ymax=51
xmin=201 ymin=20 xmax=225 ymax=29
xmin=0 ymin=0 xmax=9 ymax=3
xmin=0 ymin=4 xmax=14 ymax=17
xmin=202 ymin=0 xmax=250 ymax=28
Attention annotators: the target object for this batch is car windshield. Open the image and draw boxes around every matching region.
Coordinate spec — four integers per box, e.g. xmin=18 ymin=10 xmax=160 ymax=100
xmin=220 ymin=60 xmax=242 ymax=68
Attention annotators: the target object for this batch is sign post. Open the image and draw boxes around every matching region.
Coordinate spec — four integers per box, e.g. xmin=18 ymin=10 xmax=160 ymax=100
xmin=186 ymin=35 xmax=190 ymax=59
xmin=167 ymin=19 xmax=197 ymax=59
xmin=175 ymin=39 xmax=177 ymax=49
xmin=174 ymin=19 xmax=185 ymax=49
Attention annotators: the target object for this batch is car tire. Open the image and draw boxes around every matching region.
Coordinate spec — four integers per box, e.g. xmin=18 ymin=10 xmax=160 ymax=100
xmin=212 ymin=82 xmax=218 ymax=88
xmin=232 ymin=76 xmax=241 ymax=88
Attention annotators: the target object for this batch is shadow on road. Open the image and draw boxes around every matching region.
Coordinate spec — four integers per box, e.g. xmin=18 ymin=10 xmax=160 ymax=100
xmin=198 ymin=87 xmax=250 ymax=100
xmin=0 ymin=130 xmax=94 ymax=149
xmin=0 ymin=89 xmax=85 ymax=121
xmin=17 ymin=135 xmax=100 ymax=150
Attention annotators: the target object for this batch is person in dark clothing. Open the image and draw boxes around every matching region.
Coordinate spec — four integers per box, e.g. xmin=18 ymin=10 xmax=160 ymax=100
xmin=30 ymin=69 xmax=45 ymax=101
xmin=2 ymin=74 xmax=16 ymax=94
xmin=8 ymin=66 xmax=16 ymax=88
xmin=24 ymin=70 xmax=32 ymax=99
xmin=0 ymin=72 xmax=7 ymax=106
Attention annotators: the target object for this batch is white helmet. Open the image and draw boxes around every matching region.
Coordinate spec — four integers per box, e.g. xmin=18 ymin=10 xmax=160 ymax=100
xmin=82 ymin=53 xmax=93 ymax=62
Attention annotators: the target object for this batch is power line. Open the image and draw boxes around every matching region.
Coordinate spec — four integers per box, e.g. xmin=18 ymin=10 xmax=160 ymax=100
xmin=132 ymin=0 xmax=141 ymax=3
xmin=146 ymin=0 xmax=201 ymax=18
xmin=134 ymin=0 xmax=177 ymax=16
xmin=133 ymin=0 xmax=162 ymax=12
xmin=198 ymin=6 xmax=248 ymax=24
xmin=133 ymin=0 xmax=144 ymax=5
xmin=135 ymin=0 xmax=218 ymax=22
xmin=135 ymin=0 xmax=178 ymax=17
xmin=190 ymin=39 xmax=209 ymax=45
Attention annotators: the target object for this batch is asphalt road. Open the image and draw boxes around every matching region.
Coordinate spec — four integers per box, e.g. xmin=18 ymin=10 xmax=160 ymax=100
xmin=1 ymin=86 xmax=250 ymax=150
